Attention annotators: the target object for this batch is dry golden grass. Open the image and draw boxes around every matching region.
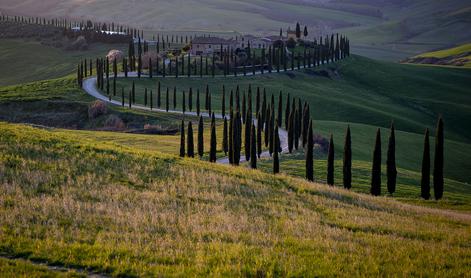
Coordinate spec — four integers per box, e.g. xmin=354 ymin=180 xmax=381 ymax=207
xmin=0 ymin=122 xmax=470 ymax=276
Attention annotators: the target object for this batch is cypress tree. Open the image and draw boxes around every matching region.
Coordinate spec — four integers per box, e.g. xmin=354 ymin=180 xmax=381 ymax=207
xmin=277 ymin=91 xmax=283 ymax=127
xmin=229 ymin=112 xmax=234 ymax=164
xmin=205 ymin=85 xmax=209 ymax=110
xmin=273 ymin=124 xmax=280 ymax=174
xmin=187 ymin=121 xmax=194 ymax=158
xmin=198 ymin=116 xmax=204 ymax=158
xmin=433 ymin=117 xmax=444 ymax=200
xmin=285 ymin=93 xmax=290 ymax=130
xmin=421 ymin=128 xmax=431 ymax=200
xmin=157 ymin=82 xmax=161 ymax=108
xmin=256 ymin=87 xmax=261 ymax=115
xmin=121 ymin=87 xmax=125 ymax=107
xmin=371 ymin=128 xmax=382 ymax=196
xmin=288 ymin=110 xmax=294 ymax=153
xmin=182 ymin=90 xmax=186 ymax=113
xmin=233 ymin=111 xmax=241 ymax=165
xmin=210 ymin=113 xmax=217 ymax=163
xmin=196 ymin=88 xmax=200 ymax=116
xmin=223 ymin=117 xmax=228 ymax=155
xmin=218 ymin=86 xmax=224 ymax=117
xmin=149 ymin=58 xmax=153 ymax=78
xmin=173 ymin=87 xmax=177 ymax=109
xmin=343 ymin=125 xmax=352 ymax=189
xmin=257 ymin=112 xmax=262 ymax=158
xmin=386 ymin=122 xmax=397 ymax=195
xmin=306 ymin=120 xmax=314 ymax=181
xmin=242 ymin=93 xmax=246 ymax=123
xmin=189 ymin=87 xmax=193 ymax=112
xmin=229 ymin=90 xmax=233 ymax=112
xmin=327 ymin=134 xmax=334 ymax=186
xmin=179 ymin=120 xmax=185 ymax=157
xmin=166 ymin=88 xmax=169 ymax=112
xmin=208 ymin=92 xmax=212 ymax=116
xmin=250 ymin=122 xmax=257 ymax=169
xmin=131 ymin=81 xmax=135 ymax=104
xmin=144 ymin=88 xmax=148 ymax=106
xmin=128 ymin=90 xmax=131 ymax=108
xmin=245 ymin=108 xmax=252 ymax=161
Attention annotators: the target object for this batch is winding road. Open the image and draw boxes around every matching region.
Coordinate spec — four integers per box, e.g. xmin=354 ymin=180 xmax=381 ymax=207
xmin=82 ymin=75 xmax=289 ymax=165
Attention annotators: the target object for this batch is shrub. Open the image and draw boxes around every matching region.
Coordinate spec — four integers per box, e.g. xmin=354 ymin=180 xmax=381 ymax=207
xmin=88 ymin=100 xmax=107 ymax=119
xmin=104 ymin=114 xmax=125 ymax=130
xmin=106 ymin=50 xmax=124 ymax=62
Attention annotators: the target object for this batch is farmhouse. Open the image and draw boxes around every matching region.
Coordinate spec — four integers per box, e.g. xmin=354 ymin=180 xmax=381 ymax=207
xmin=190 ymin=37 xmax=236 ymax=55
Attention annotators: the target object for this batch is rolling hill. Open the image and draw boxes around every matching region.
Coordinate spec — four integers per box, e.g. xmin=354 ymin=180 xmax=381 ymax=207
xmin=403 ymin=43 xmax=471 ymax=68
xmin=1 ymin=0 xmax=470 ymax=61
xmin=0 ymin=122 xmax=470 ymax=276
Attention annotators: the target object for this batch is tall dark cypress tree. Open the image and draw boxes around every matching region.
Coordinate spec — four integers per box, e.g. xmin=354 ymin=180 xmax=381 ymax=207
xmin=166 ymin=87 xmax=169 ymax=112
xmin=189 ymin=87 xmax=193 ymax=112
xmin=173 ymin=87 xmax=177 ymax=109
xmin=343 ymin=125 xmax=352 ymax=189
xmin=371 ymin=128 xmax=382 ymax=196
xmin=256 ymin=87 xmax=261 ymax=115
xmin=157 ymin=82 xmax=161 ymax=108
xmin=273 ymin=124 xmax=280 ymax=174
xmin=433 ymin=117 xmax=444 ymax=200
xmin=421 ymin=128 xmax=431 ymax=200
xmin=222 ymin=85 xmax=226 ymax=117
xmin=209 ymin=113 xmax=217 ymax=163
xmin=182 ymin=90 xmax=186 ymax=114
xmin=288 ymin=110 xmax=294 ymax=153
xmin=223 ymin=117 xmax=228 ymax=155
xmin=250 ymin=122 xmax=257 ymax=169
xmin=198 ymin=116 xmax=204 ymax=158
xmin=285 ymin=93 xmax=290 ymax=130
xmin=179 ymin=120 xmax=185 ymax=157
xmin=229 ymin=112 xmax=234 ymax=164
xmin=196 ymin=88 xmax=200 ymax=116
xmin=327 ymin=134 xmax=335 ymax=186
xmin=386 ymin=122 xmax=397 ymax=195
xmin=187 ymin=121 xmax=194 ymax=158
xmin=257 ymin=112 xmax=262 ymax=158
xmin=306 ymin=120 xmax=314 ymax=181
xmin=277 ymin=91 xmax=283 ymax=127
xmin=242 ymin=93 xmax=246 ymax=124
xmin=245 ymin=108 xmax=252 ymax=161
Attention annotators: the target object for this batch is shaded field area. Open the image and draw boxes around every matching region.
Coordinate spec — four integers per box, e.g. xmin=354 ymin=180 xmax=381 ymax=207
xmin=0 ymin=122 xmax=470 ymax=276
xmin=0 ymin=39 xmax=124 ymax=86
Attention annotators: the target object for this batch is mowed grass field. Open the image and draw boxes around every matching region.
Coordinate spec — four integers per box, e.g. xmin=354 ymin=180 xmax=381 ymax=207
xmin=0 ymin=122 xmax=470 ymax=276
xmin=112 ymin=55 xmax=471 ymax=183
xmin=0 ymin=39 xmax=125 ymax=86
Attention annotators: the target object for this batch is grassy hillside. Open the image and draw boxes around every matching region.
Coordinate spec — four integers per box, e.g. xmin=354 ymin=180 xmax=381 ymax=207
xmin=0 ymin=39 xmax=124 ymax=86
xmin=2 ymin=0 xmax=470 ymax=61
xmin=403 ymin=43 xmax=471 ymax=68
xmin=0 ymin=122 xmax=470 ymax=276
xmin=112 ymin=55 xmax=471 ymax=182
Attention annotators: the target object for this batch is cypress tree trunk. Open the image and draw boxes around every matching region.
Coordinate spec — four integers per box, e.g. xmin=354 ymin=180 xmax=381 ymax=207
xmin=198 ymin=116 xmax=204 ymax=158
xmin=421 ymin=128 xmax=431 ymax=200
xmin=209 ymin=113 xmax=217 ymax=163
xmin=370 ymin=128 xmax=382 ymax=196
xmin=306 ymin=120 xmax=314 ymax=181
xmin=327 ymin=134 xmax=335 ymax=186
xmin=386 ymin=122 xmax=397 ymax=195
xmin=433 ymin=117 xmax=444 ymax=200
xmin=187 ymin=121 xmax=194 ymax=158
xmin=273 ymin=124 xmax=280 ymax=174
xmin=223 ymin=117 xmax=228 ymax=155
xmin=250 ymin=122 xmax=257 ymax=169
xmin=179 ymin=120 xmax=185 ymax=157
xmin=257 ymin=112 xmax=262 ymax=158
xmin=343 ymin=125 xmax=352 ymax=189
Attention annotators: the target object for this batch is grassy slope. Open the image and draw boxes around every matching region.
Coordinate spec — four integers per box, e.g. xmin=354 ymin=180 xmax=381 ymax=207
xmin=0 ymin=39 xmax=124 ymax=86
xmin=406 ymin=43 xmax=471 ymax=68
xmin=113 ymin=55 xmax=471 ymax=182
xmin=0 ymin=122 xmax=470 ymax=276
